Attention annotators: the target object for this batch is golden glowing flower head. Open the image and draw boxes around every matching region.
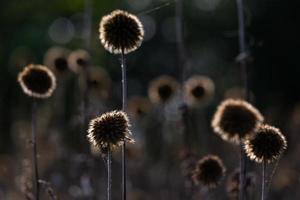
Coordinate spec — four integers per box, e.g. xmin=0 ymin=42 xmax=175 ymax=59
xmin=148 ymin=75 xmax=179 ymax=104
xmin=99 ymin=10 xmax=144 ymax=54
xmin=87 ymin=111 xmax=133 ymax=153
xmin=43 ymin=46 xmax=70 ymax=74
xmin=192 ymin=155 xmax=226 ymax=188
xmin=244 ymin=124 xmax=287 ymax=163
xmin=184 ymin=75 xmax=215 ymax=107
xmin=211 ymin=99 xmax=264 ymax=144
xmin=68 ymin=49 xmax=91 ymax=73
xmin=18 ymin=64 xmax=56 ymax=99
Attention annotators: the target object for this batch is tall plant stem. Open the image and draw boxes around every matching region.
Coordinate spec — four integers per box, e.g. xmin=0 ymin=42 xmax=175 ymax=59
xmin=31 ymin=99 xmax=39 ymax=200
xmin=239 ymin=143 xmax=246 ymax=200
xmin=236 ymin=0 xmax=249 ymax=199
xmin=120 ymin=51 xmax=127 ymax=200
xmin=107 ymin=148 xmax=112 ymax=200
xmin=261 ymin=161 xmax=266 ymax=200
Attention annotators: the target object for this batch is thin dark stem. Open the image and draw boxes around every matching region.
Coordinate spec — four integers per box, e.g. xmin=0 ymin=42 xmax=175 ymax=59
xmin=262 ymin=161 xmax=266 ymax=200
xmin=236 ymin=0 xmax=249 ymax=199
xmin=239 ymin=143 xmax=246 ymax=200
xmin=107 ymin=148 xmax=112 ymax=200
xmin=31 ymin=99 xmax=39 ymax=200
xmin=120 ymin=51 xmax=127 ymax=200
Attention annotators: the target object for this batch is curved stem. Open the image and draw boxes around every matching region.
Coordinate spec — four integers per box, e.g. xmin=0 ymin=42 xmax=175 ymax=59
xmin=121 ymin=51 xmax=127 ymax=200
xmin=31 ymin=99 xmax=39 ymax=200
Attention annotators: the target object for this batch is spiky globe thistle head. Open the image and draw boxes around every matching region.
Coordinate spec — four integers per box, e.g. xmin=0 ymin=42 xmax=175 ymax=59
xmin=192 ymin=155 xmax=226 ymax=188
xmin=184 ymin=75 xmax=215 ymax=107
xmin=226 ymin=169 xmax=255 ymax=198
xmin=148 ymin=75 xmax=179 ymax=104
xmin=244 ymin=124 xmax=287 ymax=163
xmin=87 ymin=111 xmax=134 ymax=153
xmin=211 ymin=99 xmax=264 ymax=144
xmin=43 ymin=46 xmax=70 ymax=74
xmin=68 ymin=49 xmax=91 ymax=73
xmin=18 ymin=64 xmax=56 ymax=99
xmin=99 ymin=10 xmax=144 ymax=54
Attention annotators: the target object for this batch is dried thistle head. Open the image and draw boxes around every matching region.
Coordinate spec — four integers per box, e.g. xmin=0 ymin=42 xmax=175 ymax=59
xmin=99 ymin=10 xmax=144 ymax=54
xmin=184 ymin=75 xmax=215 ymax=107
xmin=244 ymin=124 xmax=287 ymax=163
xmin=211 ymin=99 xmax=264 ymax=144
xmin=68 ymin=49 xmax=91 ymax=73
xmin=128 ymin=96 xmax=152 ymax=118
xmin=87 ymin=111 xmax=133 ymax=153
xmin=226 ymin=169 xmax=255 ymax=198
xmin=148 ymin=75 xmax=179 ymax=104
xmin=192 ymin=155 xmax=226 ymax=188
xmin=18 ymin=64 xmax=56 ymax=99
xmin=43 ymin=46 xmax=70 ymax=74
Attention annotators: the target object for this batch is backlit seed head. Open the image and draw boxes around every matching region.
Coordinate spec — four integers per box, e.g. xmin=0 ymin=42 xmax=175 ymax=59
xmin=192 ymin=155 xmax=226 ymax=188
xmin=244 ymin=124 xmax=287 ymax=163
xmin=99 ymin=10 xmax=144 ymax=54
xmin=148 ymin=75 xmax=179 ymax=104
xmin=43 ymin=46 xmax=70 ymax=74
xmin=68 ymin=49 xmax=91 ymax=73
xmin=184 ymin=75 xmax=215 ymax=107
xmin=211 ymin=99 xmax=264 ymax=144
xmin=18 ymin=64 xmax=56 ymax=99
xmin=87 ymin=111 xmax=133 ymax=153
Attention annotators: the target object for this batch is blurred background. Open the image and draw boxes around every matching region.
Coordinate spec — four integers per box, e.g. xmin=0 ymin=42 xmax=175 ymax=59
xmin=0 ymin=0 xmax=300 ymax=199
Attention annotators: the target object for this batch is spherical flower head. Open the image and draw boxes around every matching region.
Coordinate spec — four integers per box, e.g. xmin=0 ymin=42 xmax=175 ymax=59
xmin=211 ymin=99 xmax=264 ymax=144
xmin=68 ymin=49 xmax=91 ymax=73
xmin=87 ymin=111 xmax=134 ymax=153
xmin=18 ymin=64 xmax=56 ymax=99
xmin=148 ymin=75 xmax=179 ymax=104
xmin=184 ymin=75 xmax=215 ymax=107
xmin=244 ymin=124 xmax=287 ymax=163
xmin=192 ymin=155 xmax=226 ymax=188
xmin=43 ymin=46 xmax=70 ymax=74
xmin=99 ymin=10 xmax=144 ymax=54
